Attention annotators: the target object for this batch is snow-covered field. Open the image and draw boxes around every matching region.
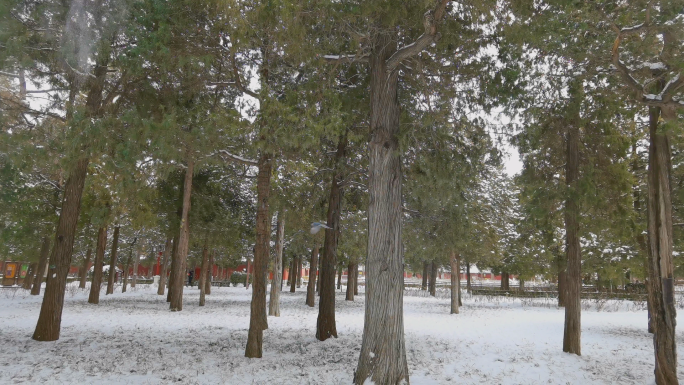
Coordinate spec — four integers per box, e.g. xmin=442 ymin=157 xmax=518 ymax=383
xmin=0 ymin=283 xmax=682 ymax=384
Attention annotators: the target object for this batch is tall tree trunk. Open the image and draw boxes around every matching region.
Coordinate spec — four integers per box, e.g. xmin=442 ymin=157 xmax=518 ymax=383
xmin=466 ymin=262 xmax=471 ymax=293
xmin=199 ymin=242 xmax=209 ymax=306
xmin=306 ymin=246 xmax=318 ymax=307
xmin=158 ymin=237 xmax=172 ymax=296
xmin=317 ymin=136 xmax=347 ymax=341
xmin=31 ymin=237 xmax=51 ymax=295
xmin=88 ymin=227 xmax=107 ymax=304
xmin=106 ymin=226 xmax=120 ymax=295
xmin=122 ymin=238 xmax=136 ymax=293
xmin=563 ymin=117 xmax=582 ymax=356
xmin=557 ymin=253 xmax=567 ymax=307
xmin=456 ymin=253 xmax=462 ymax=307
xmin=205 ymin=250 xmax=213 ymax=295
xmin=270 ymin=213 xmax=285 ymax=315
xmin=78 ymin=247 xmax=92 ymax=289
xmin=354 ymin=32 xmax=408 ymax=385
xmin=421 ymin=261 xmax=428 ymax=290
xmin=429 ymin=261 xmax=437 ymax=297
xmin=32 ymin=157 xmax=89 ymax=341
xmin=295 ymin=256 xmax=301 ymax=288
xmin=337 ymin=267 xmax=342 ymax=290
xmin=289 ymin=257 xmax=296 ymax=293
xmin=245 ymin=154 xmax=272 ymax=358
xmin=23 ymin=263 xmax=36 ymax=290
xmin=346 ymin=263 xmax=356 ymax=301
xmin=167 ymin=234 xmax=179 ymax=302
xmin=354 ymin=266 xmax=359 ymax=296
xmin=450 ymin=252 xmax=459 ymax=314
xmin=131 ymin=246 xmax=141 ymax=288
xmin=646 ymin=105 xmax=678 ymax=384
xmin=170 ymin=157 xmax=194 ymax=311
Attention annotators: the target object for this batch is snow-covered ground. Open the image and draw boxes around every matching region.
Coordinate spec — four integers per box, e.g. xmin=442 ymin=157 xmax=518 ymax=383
xmin=0 ymin=283 xmax=682 ymax=384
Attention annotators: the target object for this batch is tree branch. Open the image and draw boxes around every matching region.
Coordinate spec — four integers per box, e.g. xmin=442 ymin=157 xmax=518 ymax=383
xmin=231 ymin=52 xmax=260 ymax=100
xmin=215 ymin=149 xmax=259 ymax=166
xmin=386 ymin=0 xmax=450 ymax=72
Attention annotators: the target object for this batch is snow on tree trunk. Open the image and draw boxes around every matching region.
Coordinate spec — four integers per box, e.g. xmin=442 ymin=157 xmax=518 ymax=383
xmin=270 ymin=213 xmax=284 ymax=315
xmin=354 ymin=32 xmax=408 ymax=385
xmin=31 ymin=237 xmax=51 ymax=296
xmin=450 ymin=252 xmax=459 ymax=314
xmin=167 ymin=234 xmax=179 ymax=302
xmin=563 ymin=116 xmax=581 ymax=356
xmin=106 ymin=226 xmax=120 ymax=295
xmin=88 ymin=227 xmax=107 ymax=304
xmin=244 ymin=154 xmax=272 ymax=358
xmin=158 ymin=237 xmax=172 ymax=296
xmin=32 ymin=157 xmax=89 ymax=341
xmin=170 ymin=157 xmax=194 ymax=311
xmin=306 ymin=246 xmax=318 ymax=308
xmin=646 ymin=106 xmax=678 ymax=384
xmin=199 ymin=243 xmax=209 ymax=306
xmin=79 ymin=247 xmax=92 ymax=289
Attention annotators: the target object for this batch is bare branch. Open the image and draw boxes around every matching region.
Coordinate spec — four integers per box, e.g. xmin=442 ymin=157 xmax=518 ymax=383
xmin=322 ymin=54 xmax=368 ymax=64
xmin=213 ymin=149 xmax=259 ymax=166
xmin=231 ymin=52 xmax=260 ymax=100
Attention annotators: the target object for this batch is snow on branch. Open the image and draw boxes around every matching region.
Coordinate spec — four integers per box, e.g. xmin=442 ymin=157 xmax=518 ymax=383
xmin=385 ymin=0 xmax=451 ymax=72
xmin=217 ymin=149 xmax=258 ymax=166
xmin=322 ymin=54 xmax=368 ymax=63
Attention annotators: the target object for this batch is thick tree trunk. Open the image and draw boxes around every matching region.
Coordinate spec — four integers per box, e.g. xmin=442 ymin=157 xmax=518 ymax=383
xmin=88 ymin=227 xmax=107 ymax=304
xmin=32 ymin=157 xmax=89 ymax=341
xmin=199 ymin=242 xmax=209 ymax=306
xmin=270 ymin=213 xmax=284 ymax=315
xmin=158 ymin=237 xmax=172 ymax=296
xmin=170 ymin=157 xmax=194 ymax=311
xmin=306 ymin=246 xmax=318 ymax=307
xmin=563 ymin=119 xmax=582 ymax=356
xmin=354 ymin=266 xmax=359 ymax=296
xmin=245 ymin=154 xmax=272 ymax=358
xmin=346 ymin=263 xmax=356 ymax=301
xmin=429 ymin=261 xmax=437 ymax=297
xmin=78 ymin=247 xmax=92 ymax=289
xmin=421 ymin=261 xmax=428 ymax=290
xmin=450 ymin=252 xmax=459 ymax=314
xmin=466 ymin=262 xmax=471 ymax=293
xmin=167 ymin=234 xmax=179 ymax=302
xmin=646 ymin=106 xmax=678 ymax=384
xmin=354 ymin=32 xmax=408 ymax=385
xmin=317 ymin=135 xmax=347 ymax=341
xmin=105 ymin=226 xmax=120 ymax=295
xmin=31 ymin=237 xmax=51 ymax=295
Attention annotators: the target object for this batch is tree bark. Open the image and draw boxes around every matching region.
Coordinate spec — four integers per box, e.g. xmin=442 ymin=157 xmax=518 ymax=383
xmin=131 ymin=246 xmax=141 ymax=288
xmin=32 ymin=157 xmax=89 ymax=341
xmin=346 ymin=263 xmax=356 ymax=301
xmin=270 ymin=213 xmax=284 ymax=315
xmin=78 ymin=247 xmax=92 ymax=289
xmin=646 ymin=105 xmax=678 ymax=384
xmin=429 ymin=261 xmax=437 ymax=297
xmin=456 ymin=253 xmax=462 ymax=307
xmin=245 ymin=153 xmax=272 ymax=358
xmin=88 ymin=227 xmax=107 ymax=304
xmin=289 ymin=257 xmax=296 ymax=293
xmin=466 ymin=261 xmax=471 ymax=293
xmin=199 ymin=242 xmax=209 ymax=306
xmin=337 ymin=267 xmax=342 ymax=290
xmin=106 ymin=226 xmax=120 ymax=295
xmin=354 ymin=266 xmax=359 ymax=296
xmin=450 ymin=252 xmax=459 ymax=314
xmin=31 ymin=237 xmax=51 ymax=295
xmin=205 ymin=250 xmax=213 ymax=295
xmin=421 ymin=261 xmax=428 ymax=290
xmin=158 ymin=237 xmax=172 ymax=295
xmin=563 ymin=116 xmax=582 ymax=356
xmin=170 ymin=157 xmax=194 ymax=311
xmin=306 ymin=246 xmax=318 ymax=307
xmin=22 ymin=263 xmax=36 ymax=290
xmin=167 ymin=234 xmax=179 ymax=302
xmin=281 ymin=256 xmax=286 ymax=292
xmin=557 ymin=253 xmax=567 ymax=307
xmin=245 ymin=259 xmax=251 ymax=289
xmin=296 ymin=256 xmax=303 ymax=288
xmin=122 ymin=238 xmax=136 ymax=293
xmin=354 ymin=31 xmax=408 ymax=385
